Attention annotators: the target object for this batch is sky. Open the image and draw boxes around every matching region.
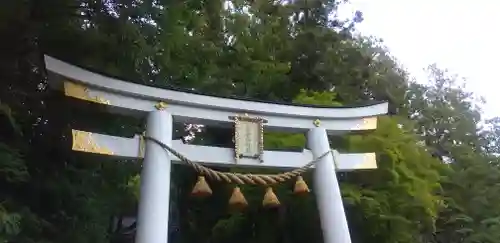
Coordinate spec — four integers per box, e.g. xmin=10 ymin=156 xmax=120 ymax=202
xmin=338 ymin=0 xmax=499 ymax=118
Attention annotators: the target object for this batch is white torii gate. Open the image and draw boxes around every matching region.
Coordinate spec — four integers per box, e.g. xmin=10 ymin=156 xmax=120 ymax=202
xmin=44 ymin=55 xmax=388 ymax=243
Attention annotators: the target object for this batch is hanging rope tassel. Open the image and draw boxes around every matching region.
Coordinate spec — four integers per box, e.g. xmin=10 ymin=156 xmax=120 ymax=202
xmin=293 ymin=175 xmax=310 ymax=195
xmin=191 ymin=176 xmax=213 ymax=197
xmin=262 ymin=187 xmax=280 ymax=208
xmin=229 ymin=186 xmax=248 ymax=209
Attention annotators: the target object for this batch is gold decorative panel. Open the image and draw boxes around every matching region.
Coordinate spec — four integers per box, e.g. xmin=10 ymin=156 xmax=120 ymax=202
xmin=359 ymin=117 xmax=378 ymax=130
xmin=64 ymin=81 xmax=111 ymax=105
xmin=72 ymin=130 xmax=114 ymax=155
xmin=356 ymin=153 xmax=377 ymax=169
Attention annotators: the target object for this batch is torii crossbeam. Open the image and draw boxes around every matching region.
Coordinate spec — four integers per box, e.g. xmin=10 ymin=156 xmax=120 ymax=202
xmin=45 ymin=55 xmax=388 ymax=243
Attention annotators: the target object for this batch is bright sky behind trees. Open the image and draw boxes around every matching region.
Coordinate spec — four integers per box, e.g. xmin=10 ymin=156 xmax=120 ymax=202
xmin=339 ymin=0 xmax=499 ymax=118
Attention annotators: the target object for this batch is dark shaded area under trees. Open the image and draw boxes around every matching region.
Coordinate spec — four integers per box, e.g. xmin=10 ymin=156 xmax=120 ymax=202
xmin=1 ymin=0 xmax=500 ymax=243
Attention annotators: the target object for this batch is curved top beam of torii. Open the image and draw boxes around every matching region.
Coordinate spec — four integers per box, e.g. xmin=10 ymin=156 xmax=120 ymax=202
xmin=44 ymin=55 xmax=388 ymax=133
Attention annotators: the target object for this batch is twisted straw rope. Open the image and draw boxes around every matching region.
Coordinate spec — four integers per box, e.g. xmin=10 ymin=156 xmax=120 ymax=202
xmin=143 ymin=136 xmax=333 ymax=186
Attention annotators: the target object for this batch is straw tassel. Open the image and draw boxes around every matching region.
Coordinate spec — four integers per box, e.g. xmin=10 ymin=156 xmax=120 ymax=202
xmin=191 ymin=176 xmax=212 ymax=197
xmin=229 ymin=186 xmax=248 ymax=209
xmin=262 ymin=187 xmax=280 ymax=207
xmin=293 ymin=176 xmax=310 ymax=195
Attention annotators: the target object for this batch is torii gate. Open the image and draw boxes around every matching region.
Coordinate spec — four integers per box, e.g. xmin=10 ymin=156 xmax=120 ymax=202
xmin=44 ymin=55 xmax=388 ymax=243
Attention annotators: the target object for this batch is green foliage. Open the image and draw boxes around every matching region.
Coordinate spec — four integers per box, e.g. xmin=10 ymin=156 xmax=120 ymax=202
xmin=293 ymin=89 xmax=343 ymax=106
xmin=1 ymin=0 xmax=500 ymax=242
xmin=0 ymin=205 xmax=21 ymax=242
xmin=0 ymin=143 xmax=28 ymax=183
xmin=344 ymin=117 xmax=443 ymax=242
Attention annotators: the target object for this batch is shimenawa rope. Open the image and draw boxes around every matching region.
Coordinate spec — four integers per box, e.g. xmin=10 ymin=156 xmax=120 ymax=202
xmin=143 ymin=136 xmax=333 ymax=186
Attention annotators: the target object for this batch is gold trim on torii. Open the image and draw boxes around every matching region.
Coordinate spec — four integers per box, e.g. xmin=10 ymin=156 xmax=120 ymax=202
xmin=64 ymin=81 xmax=111 ymax=105
xmin=72 ymin=130 xmax=114 ymax=155
xmin=355 ymin=117 xmax=378 ymax=130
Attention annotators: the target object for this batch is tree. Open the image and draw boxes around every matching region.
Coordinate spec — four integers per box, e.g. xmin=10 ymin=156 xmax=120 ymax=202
xmin=3 ymin=0 xmax=500 ymax=242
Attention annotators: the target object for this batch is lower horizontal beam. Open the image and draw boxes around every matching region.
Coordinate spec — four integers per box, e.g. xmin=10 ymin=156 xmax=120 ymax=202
xmin=71 ymin=130 xmax=376 ymax=171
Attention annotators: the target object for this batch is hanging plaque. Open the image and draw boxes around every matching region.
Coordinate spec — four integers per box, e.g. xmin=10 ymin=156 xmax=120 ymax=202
xmin=230 ymin=114 xmax=266 ymax=163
